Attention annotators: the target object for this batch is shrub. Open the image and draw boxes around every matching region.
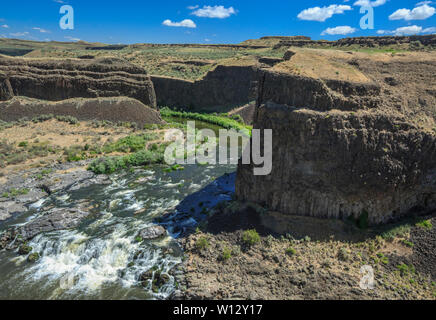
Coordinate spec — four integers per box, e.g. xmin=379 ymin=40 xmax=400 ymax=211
xmin=221 ymin=247 xmax=232 ymax=261
xmin=242 ymin=229 xmax=260 ymax=246
xmin=286 ymin=247 xmax=297 ymax=256
xmin=18 ymin=141 xmax=28 ymax=147
xmin=196 ymin=236 xmax=210 ymax=251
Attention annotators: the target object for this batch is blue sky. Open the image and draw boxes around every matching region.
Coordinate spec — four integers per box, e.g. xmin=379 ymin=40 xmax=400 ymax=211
xmin=0 ymin=0 xmax=435 ymax=44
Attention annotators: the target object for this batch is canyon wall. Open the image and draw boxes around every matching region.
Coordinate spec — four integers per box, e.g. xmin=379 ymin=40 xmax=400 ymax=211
xmin=0 ymin=96 xmax=164 ymax=126
xmin=236 ymin=60 xmax=436 ymax=224
xmin=151 ymin=65 xmax=258 ymax=112
xmin=0 ymin=56 xmax=157 ymax=108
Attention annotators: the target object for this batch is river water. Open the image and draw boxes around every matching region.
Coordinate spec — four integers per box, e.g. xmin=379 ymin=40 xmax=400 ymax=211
xmin=0 ymin=152 xmax=236 ymax=299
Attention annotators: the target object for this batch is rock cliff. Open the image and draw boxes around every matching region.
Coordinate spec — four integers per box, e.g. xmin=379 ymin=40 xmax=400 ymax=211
xmin=151 ymin=65 xmax=258 ymax=112
xmin=0 ymin=56 xmax=157 ymax=107
xmin=236 ymin=53 xmax=436 ymax=225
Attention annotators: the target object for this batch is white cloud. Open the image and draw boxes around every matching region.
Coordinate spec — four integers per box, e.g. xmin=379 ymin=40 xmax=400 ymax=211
xmin=32 ymin=27 xmax=50 ymax=33
xmin=187 ymin=5 xmax=199 ymax=10
xmin=1 ymin=24 xmax=9 ymax=28
xmin=423 ymin=26 xmax=436 ymax=33
xmin=162 ymin=19 xmax=197 ymax=28
xmin=9 ymin=32 xmax=29 ymax=37
xmin=191 ymin=5 xmax=236 ymax=19
xmin=389 ymin=4 xmax=435 ymax=20
xmin=297 ymin=5 xmax=352 ymax=22
xmin=416 ymin=1 xmax=433 ymax=5
xmin=321 ymin=25 xmax=357 ymax=35
xmin=353 ymin=0 xmax=386 ymax=7
xmin=64 ymin=36 xmax=81 ymax=41
xmin=376 ymin=25 xmax=436 ymax=35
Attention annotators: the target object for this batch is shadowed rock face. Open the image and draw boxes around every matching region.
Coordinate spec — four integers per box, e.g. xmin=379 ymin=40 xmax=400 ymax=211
xmin=151 ymin=65 xmax=258 ymax=112
xmin=0 ymin=56 xmax=157 ymax=108
xmin=236 ymin=60 xmax=436 ymax=225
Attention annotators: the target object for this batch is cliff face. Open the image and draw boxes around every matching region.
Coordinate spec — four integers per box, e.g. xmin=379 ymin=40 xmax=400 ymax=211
xmin=236 ymin=54 xmax=436 ymax=225
xmin=151 ymin=65 xmax=258 ymax=112
xmin=0 ymin=96 xmax=164 ymax=126
xmin=0 ymin=56 xmax=157 ymax=108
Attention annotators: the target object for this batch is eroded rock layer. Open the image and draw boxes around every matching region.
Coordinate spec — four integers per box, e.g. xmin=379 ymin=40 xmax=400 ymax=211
xmin=0 ymin=96 xmax=165 ymax=126
xmin=237 ymin=54 xmax=436 ymax=225
xmin=0 ymin=56 xmax=156 ymax=107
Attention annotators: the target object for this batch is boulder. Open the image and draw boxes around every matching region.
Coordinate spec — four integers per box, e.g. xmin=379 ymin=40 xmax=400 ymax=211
xmin=137 ymin=226 xmax=167 ymax=240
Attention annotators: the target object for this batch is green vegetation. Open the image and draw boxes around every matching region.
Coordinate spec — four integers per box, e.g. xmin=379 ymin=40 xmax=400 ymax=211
xmin=416 ymin=219 xmax=433 ymax=230
xmin=27 ymin=252 xmax=40 ymax=263
xmin=286 ymin=247 xmax=297 ymax=256
xmin=221 ymin=247 xmax=232 ymax=261
xmin=397 ymin=263 xmax=415 ymax=277
xmin=401 ymin=240 xmax=414 ymax=248
xmin=376 ymin=253 xmax=389 ymax=265
xmin=2 ymin=188 xmax=30 ymax=199
xmin=134 ymin=236 xmax=143 ymax=243
xmin=18 ymin=244 xmax=33 ymax=255
xmin=242 ymin=229 xmax=260 ymax=246
xmin=160 ymin=107 xmax=251 ymax=133
xmin=196 ymin=236 xmax=210 ymax=251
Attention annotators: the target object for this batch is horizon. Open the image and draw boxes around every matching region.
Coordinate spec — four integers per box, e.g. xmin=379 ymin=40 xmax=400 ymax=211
xmin=0 ymin=0 xmax=435 ymax=44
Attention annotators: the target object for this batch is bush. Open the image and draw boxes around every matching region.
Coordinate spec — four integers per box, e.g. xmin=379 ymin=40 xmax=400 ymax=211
xmin=18 ymin=141 xmax=28 ymax=147
xmin=242 ymin=229 xmax=260 ymax=246
xmin=221 ymin=247 xmax=232 ymax=261
xmin=286 ymin=247 xmax=297 ymax=256
xmin=196 ymin=236 xmax=210 ymax=251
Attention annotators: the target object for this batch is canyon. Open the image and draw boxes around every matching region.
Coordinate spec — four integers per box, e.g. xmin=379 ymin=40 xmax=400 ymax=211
xmin=0 ymin=35 xmax=434 ymax=300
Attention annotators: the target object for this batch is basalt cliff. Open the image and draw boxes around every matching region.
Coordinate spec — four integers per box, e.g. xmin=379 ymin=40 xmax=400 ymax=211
xmin=236 ymin=50 xmax=436 ymax=225
xmin=0 ymin=55 xmax=162 ymax=124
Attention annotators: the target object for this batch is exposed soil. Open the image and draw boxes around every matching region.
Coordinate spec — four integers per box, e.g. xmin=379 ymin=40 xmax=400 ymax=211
xmin=0 ymin=118 xmax=136 ymax=176
xmin=174 ymin=202 xmax=436 ymax=300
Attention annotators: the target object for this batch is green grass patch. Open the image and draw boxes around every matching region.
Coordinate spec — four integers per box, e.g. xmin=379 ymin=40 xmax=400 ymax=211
xmin=160 ymin=107 xmax=251 ymax=134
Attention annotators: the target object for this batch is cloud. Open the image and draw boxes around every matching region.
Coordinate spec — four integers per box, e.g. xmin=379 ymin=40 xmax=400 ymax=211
xmin=389 ymin=4 xmax=435 ymax=20
xmin=9 ymin=32 xmax=29 ymax=37
xmin=423 ymin=26 xmax=436 ymax=33
xmin=162 ymin=19 xmax=197 ymax=28
xmin=53 ymin=0 xmax=66 ymax=3
xmin=353 ymin=0 xmax=386 ymax=7
xmin=32 ymin=27 xmax=50 ymax=33
xmin=1 ymin=24 xmax=9 ymax=28
xmin=297 ymin=5 xmax=352 ymax=22
xmin=321 ymin=25 xmax=357 ymax=35
xmin=376 ymin=25 xmax=436 ymax=35
xmin=64 ymin=36 xmax=81 ymax=41
xmin=191 ymin=5 xmax=236 ymax=19
xmin=187 ymin=5 xmax=199 ymax=10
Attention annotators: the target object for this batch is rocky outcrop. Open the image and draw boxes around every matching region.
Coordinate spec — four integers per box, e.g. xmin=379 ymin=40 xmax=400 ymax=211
xmin=0 ymin=96 xmax=165 ymax=126
xmin=137 ymin=226 xmax=167 ymax=240
xmin=151 ymin=65 xmax=258 ymax=112
xmin=236 ymin=63 xmax=436 ymax=225
xmin=0 ymin=207 xmax=92 ymax=250
xmin=0 ymin=56 xmax=157 ymax=107
xmin=273 ymin=35 xmax=436 ymax=50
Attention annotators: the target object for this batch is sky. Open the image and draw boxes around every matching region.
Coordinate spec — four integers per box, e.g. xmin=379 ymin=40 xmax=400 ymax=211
xmin=0 ymin=0 xmax=435 ymax=44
